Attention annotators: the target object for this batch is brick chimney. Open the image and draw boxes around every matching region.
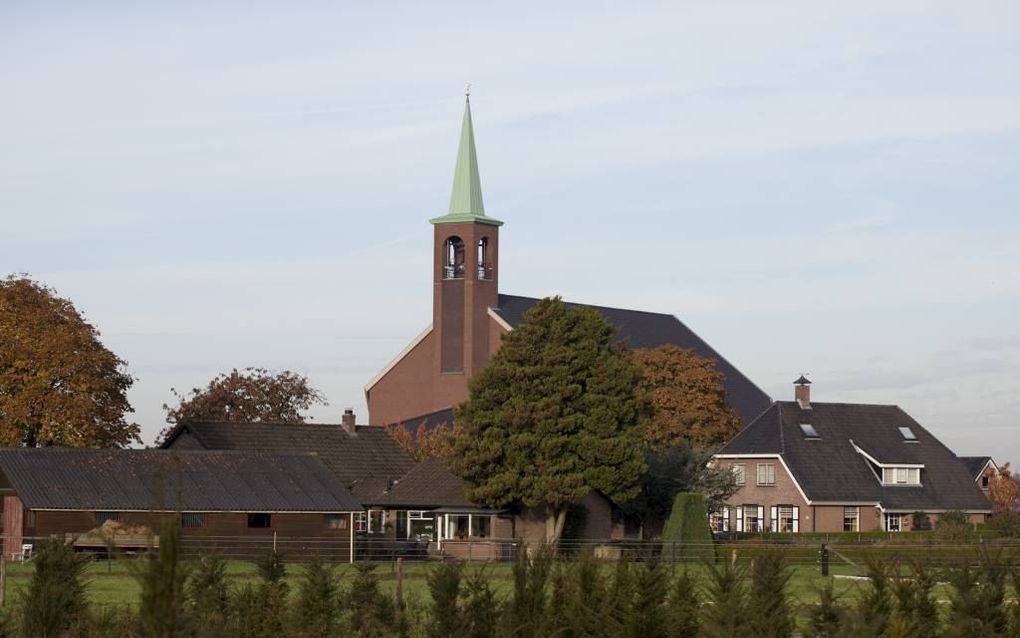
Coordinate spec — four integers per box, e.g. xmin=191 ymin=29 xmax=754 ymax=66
xmin=341 ymin=408 xmax=357 ymax=434
xmin=794 ymin=375 xmax=811 ymax=409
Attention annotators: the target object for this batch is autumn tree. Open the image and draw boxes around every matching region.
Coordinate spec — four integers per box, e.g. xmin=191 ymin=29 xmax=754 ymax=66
xmin=0 ymin=275 xmax=139 ymax=447
xmin=989 ymin=463 xmax=1020 ymax=512
xmin=631 ymin=344 xmax=742 ymax=450
xmin=447 ymin=297 xmax=648 ymax=544
xmin=385 ymin=420 xmax=457 ymax=462
xmin=158 ymin=368 xmax=326 ymax=441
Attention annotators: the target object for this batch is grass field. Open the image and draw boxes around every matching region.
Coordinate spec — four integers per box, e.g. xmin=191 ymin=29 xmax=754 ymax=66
xmin=0 ymin=556 xmax=966 ymax=611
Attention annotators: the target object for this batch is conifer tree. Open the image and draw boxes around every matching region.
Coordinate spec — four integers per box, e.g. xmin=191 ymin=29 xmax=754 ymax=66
xmin=748 ymin=549 xmax=793 ymax=638
xmin=18 ymin=537 xmax=89 ymax=638
xmin=625 ymin=558 xmax=670 ymax=638
xmin=186 ymin=556 xmax=230 ymax=638
xmin=293 ymin=562 xmax=340 ymax=637
xmin=135 ymin=514 xmax=189 ymax=638
xmin=666 ymin=569 xmax=700 ymax=638
xmin=345 ymin=563 xmax=395 ymax=637
xmin=449 ymin=298 xmax=648 ymax=544
xmin=804 ymin=580 xmax=845 ymax=638
xmin=700 ymin=560 xmax=750 ymax=638
xmin=503 ymin=544 xmax=552 ymax=638
xmin=427 ymin=561 xmax=464 ymax=638
xmin=461 ymin=568 xmax=500 ymax=638
xmin=888 ymin=561 xmax=939 ymax=637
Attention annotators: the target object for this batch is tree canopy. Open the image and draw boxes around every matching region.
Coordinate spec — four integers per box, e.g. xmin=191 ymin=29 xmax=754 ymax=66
xmin=989 ymin=463 xmax=1019 ymax=513
xmin=385 ymin=420 xmax=457 ymax=462
xmin=160 ymin=368 xmax=326 ymax=439
xmin=447 ymin=297 xmax=648 ymax=544
xmin=0 ymin=275 xmax=139 ymax=447
xmin=631 ymin=344 xmax=742 ymax=450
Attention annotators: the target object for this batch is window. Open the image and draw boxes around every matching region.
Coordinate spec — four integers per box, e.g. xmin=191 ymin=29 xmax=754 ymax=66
xmin=407 ymin=510 xmax=435 ymax=541
xmin=443 ymin=236 xmax=466 ymax=279
xmin=95 ymin=511 xmax=120 ymax=525
xmin=324 ymin=514 xmax=348 ymax=530
xmin=733 ymin=464 xmax=746 ymax=486
xmin=881 ymin=467 xmax=921 ymax=485
xmin=757 ymin=463 xmax=776 ymax=486
xmin=885 ymin=513 xmax=902 ymax=532
xmin=354 ymin=511 xmax=367 ymax=533
xmin=898 ymin=427 xmax=917 ymax=441
xmin=799 ymin=423 xmax=820 ymax=438
xmin=981 ymin=476 xmax=990 ymax=488
xmin=181 ymin=513 xmax=205 ymax=529
xmin=247 ymin=513 xmax=272 ymax=528
xmin=710 ymin=507 xmax=730 ymax=533
xmin=474 ymin=515 xmax=492 ymax=538
xmin=367 ymin=509 xmax=386 ymax=534
xmin=777 ymin=506 xmax=797 ymax=532
xmin=477 ymin=238 xmax=491 ymax=280
xmin=739 ymin=505 xmax=763 ymax=532
xmin=843 ymin=507 xmax=859 ymax=532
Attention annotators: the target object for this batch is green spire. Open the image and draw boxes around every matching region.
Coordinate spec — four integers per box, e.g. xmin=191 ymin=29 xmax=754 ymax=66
xmin=431 ymin=96 xmax=503 ymax=227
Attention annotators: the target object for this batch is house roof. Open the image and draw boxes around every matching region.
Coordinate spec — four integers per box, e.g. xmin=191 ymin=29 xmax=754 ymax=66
xmin=161 ymin=422 xmax=415 ymax=488
xmin=717 ymin=401 xmax=992 ymax=512
xmin=958 ymin=456 xmax=996 ymax=481
xmin=364 ymin=458 xmax=479 ymax=509
xmin=0 ymin=448 xmax=361 ymax=512
xmin=492 ymin=294 xmax=772 ymax=425
xmin=389 ymin=407 xmax=456 ymax=435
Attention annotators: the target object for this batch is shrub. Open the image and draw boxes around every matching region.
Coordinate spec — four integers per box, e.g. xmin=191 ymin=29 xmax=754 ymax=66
xmin=910 ymin=511 xmax=932 ymax=531
xmin=944 ymin=551 xmax=1008 ymax=636
xmin=988 ymin=511 xmax=1020 ymax=538
xmin=936 ymin=510 xmax=974 ymax=543
xmin=18 ymin=537 xmax=89 ymax=638
xmin=662 ymin=493 xmax=714 ymax=562
xmin=461 ymin=568 xmax=500 ymax=638
xmin=186 ymin=555 xmax=229 ymax=637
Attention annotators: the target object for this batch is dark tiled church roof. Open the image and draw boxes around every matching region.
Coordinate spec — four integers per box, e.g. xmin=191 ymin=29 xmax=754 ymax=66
xmin=718 ymin=402 xmax=991 ymax=512
xmin=0 ymin=448 xmax=361 ymax=512
xmin=493 ymin=294 xmax=772 ymax=425
xmin=161 ymin=422 xmax=414 ymax=488
xmin=958 ymin=456 xmax=994 ymax=480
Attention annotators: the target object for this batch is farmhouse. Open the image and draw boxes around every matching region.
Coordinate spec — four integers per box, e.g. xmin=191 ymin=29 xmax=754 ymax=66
xmin=365 ymin=96 xmax=771 ymax=430
xmin=711 ymin=378 xmax=992 ymax=533
xmin=0 ymin=448 xmax=361 ymax=560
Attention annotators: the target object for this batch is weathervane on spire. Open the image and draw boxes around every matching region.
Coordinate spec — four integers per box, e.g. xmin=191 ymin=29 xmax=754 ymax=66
xmin=465 ymin=81 xmax=472 ymax=97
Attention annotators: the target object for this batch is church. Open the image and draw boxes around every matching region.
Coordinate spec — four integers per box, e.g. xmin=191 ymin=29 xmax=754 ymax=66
xmin=365 ymin=96 xmax=771 ymax=429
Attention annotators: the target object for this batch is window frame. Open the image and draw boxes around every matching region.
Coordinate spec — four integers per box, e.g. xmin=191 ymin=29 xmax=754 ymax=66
xmin=181 ymin=512 xmax=205 ymax=529
xmin=756 ymin=463 xmax=776 ymax=486
xmin=324 ymin=514 xmax=348 ymax=530
xmin=367 ymin=509 xmax=386 ymax=534
xmin=732 ymin=464 xmax=746 ymax=486
xmin=95 ymin=511 xmax=121 ymax=525
xmin=885 ymin=513 xmax=902 ymax=532
xmin=246 ymin=513 xmax=272 ymax=529
xmin=843 ymin=506 xmax=859 ymax=532
xmin=354 ymin=511 xmax=367 ymax=533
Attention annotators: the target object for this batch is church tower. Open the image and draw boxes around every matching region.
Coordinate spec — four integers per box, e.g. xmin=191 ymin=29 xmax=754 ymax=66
xmin=429 ymin=95 xmax=503 ymax=378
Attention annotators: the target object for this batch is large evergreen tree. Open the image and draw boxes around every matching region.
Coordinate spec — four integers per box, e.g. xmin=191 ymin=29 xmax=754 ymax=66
xmin=448 ymin=297 xmax=648 ymax=544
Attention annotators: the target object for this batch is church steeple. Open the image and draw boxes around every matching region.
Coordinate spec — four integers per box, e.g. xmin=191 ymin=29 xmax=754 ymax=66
xmin=431 ymin=94 xmax=503 ymax=227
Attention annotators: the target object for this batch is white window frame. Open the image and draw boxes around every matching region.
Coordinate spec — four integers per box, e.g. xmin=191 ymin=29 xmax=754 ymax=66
xmin=881 ymin=467 xmax=921 ymax=485
xmin=885 ymin=513 xmax=902 ymax=532
xmin=354 ymin=511 xmax=368 ymax=532
xmin=733 ymin=464 xmax=746 ymax=486
xmin=741 ymin=505 xmax=764 ymax=532
xmin=843 ymin=506 xmax=859 ymax=532
xmin=710 ymin=506 xmax=730 ymax=533
xmin=367 ymin=509 xmax=386 ymax=534
xmin=756 ymin=463 xmax=776 ymax=486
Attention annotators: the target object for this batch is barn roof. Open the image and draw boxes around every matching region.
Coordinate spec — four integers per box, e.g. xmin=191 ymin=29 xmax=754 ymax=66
xmin=0 ymin=448 xmax=361 ymax=512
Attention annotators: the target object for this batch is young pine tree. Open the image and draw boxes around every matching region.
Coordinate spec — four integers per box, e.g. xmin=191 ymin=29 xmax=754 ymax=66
xmin=853 ymin=556 xmax=891 ymax=637
xmin=502 ymin=544 xmax=552 ymax=638
xmin=700 ymin=560 xmax=750 ymax=638
xmin=186 ymin=555 xmax=230 ymax=638
xmin=666 ymin=569 xmax=700 ymax=638
xmin=461 ymin=568 xmax=500 ymax=638
xmin=293 ymin=561 xmax=340 ymax=637
xmin=804 ymin=580 xmax=845 ymax=638
xmin=625 ymin=558 xmax=670 ymax=638
xmin=944 ymin=551 xmax=1008 ymax=637
xmin=748 ymin=549 xmax=793 ymax=638
xmin=888 ymin=561 xmax=939 ymax=637
xmin=427 ymin=560 xmax=465 ymax=638
xmin=18 ymin=537 xmax=89 ymax=638
xmin=135 ymin=514 xmax=190 ymax=638
xmin=345 ymin=563 xmax=396 ymax=637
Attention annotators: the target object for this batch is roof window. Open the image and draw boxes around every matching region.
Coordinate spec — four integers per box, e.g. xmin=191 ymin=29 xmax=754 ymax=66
xmin=898 ymin=427 xmax=917 ymax=441
xmin=799 ymin=423 xmax=819 ymax=439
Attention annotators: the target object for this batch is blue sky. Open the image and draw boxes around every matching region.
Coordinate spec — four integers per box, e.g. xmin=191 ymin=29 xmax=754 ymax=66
xmin=2 ymin=1 xmax=1018 ymax=461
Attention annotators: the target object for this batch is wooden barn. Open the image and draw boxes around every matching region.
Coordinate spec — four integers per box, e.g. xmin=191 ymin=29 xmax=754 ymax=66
xmin=0 ymin=448 xmax=362 ymax=560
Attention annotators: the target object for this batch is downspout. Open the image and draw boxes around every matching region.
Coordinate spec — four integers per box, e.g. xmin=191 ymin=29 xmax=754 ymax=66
xmin=349 ymin=512 xmax=355 ymax=564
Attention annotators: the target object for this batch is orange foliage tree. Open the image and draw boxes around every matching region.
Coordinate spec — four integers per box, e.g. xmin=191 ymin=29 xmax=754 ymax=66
xmin=631 ymin=344 xmax=742 ymax=450
xmin=385 ymin=419 xmax=457 ymax=461
xmin=0 ymin=276 xmax=139 ymax=447
xmin=989 ymin=462 xmax=1020 ymax=512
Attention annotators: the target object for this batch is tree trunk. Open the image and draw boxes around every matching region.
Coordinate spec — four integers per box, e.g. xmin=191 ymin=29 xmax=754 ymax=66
xmin=544 ymin=506 xmax=569 ymax=547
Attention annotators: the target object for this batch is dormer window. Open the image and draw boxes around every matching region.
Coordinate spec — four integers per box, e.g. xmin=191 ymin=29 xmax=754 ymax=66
xmin=799 ymin=423 xmax=819 ymax=439
xmin=898 ymin=427 xmax=917 ymax=441
xmin=443 ymin=236 xmax=465 ymax=279
xmin=882 ymin=467 xmax=921 ymax=485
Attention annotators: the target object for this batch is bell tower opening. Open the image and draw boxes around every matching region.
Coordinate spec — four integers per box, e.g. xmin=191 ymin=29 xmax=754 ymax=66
xmin=477 ymin=237 xmax=491 ymax=280
xmin=443 ymin=236 xmax=466 ymax=280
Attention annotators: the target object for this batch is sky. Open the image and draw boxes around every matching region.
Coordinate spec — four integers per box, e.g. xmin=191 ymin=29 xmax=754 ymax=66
xmin=1 ymin=1 xmax=1018 ymax=461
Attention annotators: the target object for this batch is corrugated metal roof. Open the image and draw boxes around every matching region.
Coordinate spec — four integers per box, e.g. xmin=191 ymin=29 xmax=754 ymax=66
xmin=0 ymin=448 xmax=361 ymax=512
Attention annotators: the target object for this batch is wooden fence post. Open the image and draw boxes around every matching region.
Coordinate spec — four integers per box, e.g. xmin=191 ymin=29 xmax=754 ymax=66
xmin=0 ymin=553 xmax=6 ymax=608
xmin=820 ymin=542 xmax=829 ymax=576
xmin=394 ymin=557 xmax=404 ymax=625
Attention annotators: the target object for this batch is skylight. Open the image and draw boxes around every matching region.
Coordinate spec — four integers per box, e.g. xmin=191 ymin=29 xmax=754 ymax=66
xmin=898 ymin=427 xmax=917 ymax=441
xmin=799 ymin=423 xmax=820 ymax=439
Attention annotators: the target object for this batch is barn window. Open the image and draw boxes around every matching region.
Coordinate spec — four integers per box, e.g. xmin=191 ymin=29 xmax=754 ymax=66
xmin=324 ymin=514 xmax=347 ymax=530
xmin=95 ymin=511 xmax=120 ymax=525
xmin=443 ymin=236 xmax=466 ymax=279
xmin=247 ymin=513 xmax=272 ymax=528
xmin=181 ymin=513 xmax=205 ymax=529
